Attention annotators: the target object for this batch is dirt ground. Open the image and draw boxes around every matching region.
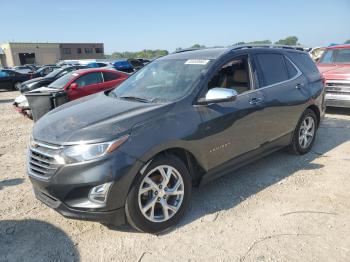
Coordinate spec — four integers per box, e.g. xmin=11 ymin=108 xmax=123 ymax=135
xmin=0 ymin=90 xmax=350 ymax=262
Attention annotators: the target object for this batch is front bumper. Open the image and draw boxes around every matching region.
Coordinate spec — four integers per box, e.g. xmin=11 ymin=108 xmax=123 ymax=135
xmin=34 ymin=188 xmax=126 ymax=225
xmin=28 ymin=145 xmax=143 ymax=225
xmin=325 ymin=93 xmax=350 ymax=108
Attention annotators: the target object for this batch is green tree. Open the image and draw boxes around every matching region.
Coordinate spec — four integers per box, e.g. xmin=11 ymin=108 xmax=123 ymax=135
xmin=275 ymin=36 xmax=298 ymax=46
xmin=190 ymin=44 xmax=206 ymax=49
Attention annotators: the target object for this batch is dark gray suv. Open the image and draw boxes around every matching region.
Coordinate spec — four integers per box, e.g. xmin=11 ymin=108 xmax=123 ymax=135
xmin=28 ymin=45 xmax=325 ymax=233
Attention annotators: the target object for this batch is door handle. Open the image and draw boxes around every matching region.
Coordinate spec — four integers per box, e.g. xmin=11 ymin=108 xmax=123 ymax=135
xmin=249 ymin=97 xmax=263 ymax=105
xmin=295 ymin=83 xmax=304 ymax=89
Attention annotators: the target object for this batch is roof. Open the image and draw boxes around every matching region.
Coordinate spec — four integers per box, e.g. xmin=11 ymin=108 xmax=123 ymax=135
xmin=326 ymin=44 xmax=350 ymax=49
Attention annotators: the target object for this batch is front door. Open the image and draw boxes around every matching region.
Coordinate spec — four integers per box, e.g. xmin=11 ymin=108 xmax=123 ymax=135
xmin=67 ymin=72 xmax=104 ymax=100
xmin=194 ymin=54 xmax=266 ymax=170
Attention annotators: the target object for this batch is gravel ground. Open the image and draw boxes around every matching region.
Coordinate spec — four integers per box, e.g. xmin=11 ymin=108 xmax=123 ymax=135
xmin=0 ymin=90 xmax=350 ymax=262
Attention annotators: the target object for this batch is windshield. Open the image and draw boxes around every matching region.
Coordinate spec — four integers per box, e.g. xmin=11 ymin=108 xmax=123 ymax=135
xmin=45 ymin=68 xmax=62 ymax=78
xmin=319 ymin=48 xmax=350 ymax=64
xmin=110 ymin=59 xmax=210 ymax=102
xmin=48 ymin=71 xmax=77 ymax=89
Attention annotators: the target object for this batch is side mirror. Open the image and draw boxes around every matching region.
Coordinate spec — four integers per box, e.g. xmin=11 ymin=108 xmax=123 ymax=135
xmin=69 ymin=83 xmax=78 ymax=90
xmin=198 ymin=87 xmax=238 ymax=105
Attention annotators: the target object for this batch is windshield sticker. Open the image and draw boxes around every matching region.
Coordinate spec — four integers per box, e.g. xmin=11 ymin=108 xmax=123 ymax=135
xmin=185 ymin=59 xmax=209 ymax=65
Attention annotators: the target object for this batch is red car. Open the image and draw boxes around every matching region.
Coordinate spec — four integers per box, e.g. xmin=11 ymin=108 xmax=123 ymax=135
xmin=317 ymin=44 xmax=350 ymax=108
xmin=47 ymin=68 xmax=128 ymax=100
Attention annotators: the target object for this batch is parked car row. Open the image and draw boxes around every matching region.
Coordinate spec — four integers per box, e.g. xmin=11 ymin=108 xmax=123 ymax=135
xmin=14 ymin=67 xmax=129 ymax=120
xmin=1 ymin=58 xmax=150 ymax=91
xmin=27 ymin=45 xmax=326 ymax=233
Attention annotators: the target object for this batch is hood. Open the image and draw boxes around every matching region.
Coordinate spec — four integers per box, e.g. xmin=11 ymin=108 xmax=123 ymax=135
xmin=317 ymin=64 xmax=350 ymax=80
xmin=33 ymin=92 xmax=171 ymax=145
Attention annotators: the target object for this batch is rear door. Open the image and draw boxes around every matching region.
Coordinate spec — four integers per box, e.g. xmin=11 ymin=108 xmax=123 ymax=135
xmin=102 ymin=71 xmax=126 ymax=90
xmin=67 ymin=72 xmax=104 ymax=100
xmin=252 ymin=52 xmax=309 ymax=143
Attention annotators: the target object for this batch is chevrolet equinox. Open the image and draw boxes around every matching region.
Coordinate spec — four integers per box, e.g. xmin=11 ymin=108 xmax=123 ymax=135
xmin=28 ymin=45 xmax=325 ymax=233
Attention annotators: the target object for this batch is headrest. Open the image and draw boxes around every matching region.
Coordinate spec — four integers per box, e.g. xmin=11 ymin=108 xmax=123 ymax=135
xmin=233 ymin=70 xmax=248 ymax=83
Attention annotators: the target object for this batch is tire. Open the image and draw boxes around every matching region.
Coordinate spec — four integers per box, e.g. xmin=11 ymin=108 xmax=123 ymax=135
xmin=125 ymin=155 xmax=192 ymax=234
xmin=13 ymin=82 xmax=22 ymax=91
xmin=289 ymin=109 xmax=317 ymax=155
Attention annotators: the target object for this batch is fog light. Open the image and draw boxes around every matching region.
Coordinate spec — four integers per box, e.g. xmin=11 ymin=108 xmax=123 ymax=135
xmin=88 ymin=182 xmax=113 ymax=204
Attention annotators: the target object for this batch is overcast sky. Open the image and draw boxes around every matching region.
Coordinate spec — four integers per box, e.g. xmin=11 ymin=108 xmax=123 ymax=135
xmin=1 ymin=0 xmax=349 ymax=54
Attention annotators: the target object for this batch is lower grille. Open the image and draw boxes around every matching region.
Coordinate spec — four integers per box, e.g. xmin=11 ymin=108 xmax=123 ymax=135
xmin=28 ymin=141 xmax=62 ymax=179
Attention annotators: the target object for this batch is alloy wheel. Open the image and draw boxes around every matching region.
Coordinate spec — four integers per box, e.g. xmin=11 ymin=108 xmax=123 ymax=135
xmin=138 ymin=165 xmax=184 ymax=223
xmin=298 ymin=116 xmax=315 ymax=149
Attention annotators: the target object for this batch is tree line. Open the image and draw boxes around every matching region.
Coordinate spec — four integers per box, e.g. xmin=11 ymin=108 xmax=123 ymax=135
xmin=106 ymin=36 xmax=350 ymax=59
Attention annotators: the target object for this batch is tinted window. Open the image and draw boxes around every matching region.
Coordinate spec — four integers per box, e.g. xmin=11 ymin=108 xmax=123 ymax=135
xmin=288 ymin=52 xmax=319 ymax=75
xmin=256 ymin=53 xmax=289 ymax=86
xmin=74 ymin=72 xmax=103 ymax=87
xmin=285 ymin=57 xmax=298 ymax=78
xmin=103 ymin=72 xmax=119 ymax=82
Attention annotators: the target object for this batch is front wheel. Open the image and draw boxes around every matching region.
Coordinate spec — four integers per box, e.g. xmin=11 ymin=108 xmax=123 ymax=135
xmin=125 ymin=155 xmax=191 ymax=233
xmin=289 ymin=109 xmax=317 ymax=155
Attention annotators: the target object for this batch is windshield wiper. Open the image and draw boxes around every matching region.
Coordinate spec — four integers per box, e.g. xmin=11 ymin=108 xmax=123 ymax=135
xmin=119 ymin=96 xmax=152 ymax=103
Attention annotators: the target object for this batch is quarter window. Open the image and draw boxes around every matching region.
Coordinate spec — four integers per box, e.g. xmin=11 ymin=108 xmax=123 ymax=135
xmin=74 ymin=72 xmax=103 ymax=87
xmin=256 ymin=53 xmax=289 ymax=86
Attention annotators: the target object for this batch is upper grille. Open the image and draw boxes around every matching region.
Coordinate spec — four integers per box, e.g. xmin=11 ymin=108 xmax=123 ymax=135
xmin=28 ymin=141 xmax=62 ymax=179
xmin=325 ymin=80 xmax=350 ymax=95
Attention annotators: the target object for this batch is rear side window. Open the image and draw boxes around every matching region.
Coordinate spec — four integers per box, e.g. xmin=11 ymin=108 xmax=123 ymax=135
xmin=103 ymin=72 xmax=119 ymax=82
xmin=256 ymin=53 xmax=289 ymax=86
xmin=287 ymin=52 xmax=319 ymax=75
xmin=74 ymin=72 xmax=103 ymax=87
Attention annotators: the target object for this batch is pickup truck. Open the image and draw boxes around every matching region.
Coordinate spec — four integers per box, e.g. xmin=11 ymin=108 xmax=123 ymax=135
xmin=317 ymin=44 xmax=350 ymax=108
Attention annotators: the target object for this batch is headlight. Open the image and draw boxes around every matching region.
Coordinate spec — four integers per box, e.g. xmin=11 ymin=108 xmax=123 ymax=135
xmin=59 ymin=135 xmax=129 ymax=164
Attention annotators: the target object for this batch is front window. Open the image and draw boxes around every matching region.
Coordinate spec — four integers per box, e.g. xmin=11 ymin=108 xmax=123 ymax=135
xmin=48 ymin=71 xmax=78 ymax=89
xmin=110 ymin=58 xmax=211 ymax=102
xmin=319 ymin=48 xmax=350 ymax=64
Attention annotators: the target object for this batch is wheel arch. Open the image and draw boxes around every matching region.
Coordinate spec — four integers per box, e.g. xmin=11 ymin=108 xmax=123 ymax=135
xmin=139 ymin=145 xmax=206 ymax=186
xmin=307 ymin=104 xmax=321 ymax=128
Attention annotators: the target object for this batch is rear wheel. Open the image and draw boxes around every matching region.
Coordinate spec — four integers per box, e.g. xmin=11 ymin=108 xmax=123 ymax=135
xmin=289 ymin=109 xmax=317 ymax=155
xmin=125 ymin=155 xmax=191 ymax=233
xmin=13 ymin=82 xmax=22 ymax=91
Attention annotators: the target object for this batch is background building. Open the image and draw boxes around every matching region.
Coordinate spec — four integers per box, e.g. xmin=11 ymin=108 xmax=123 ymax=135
xmin=0 ymin=42 xmax=104 ymax=67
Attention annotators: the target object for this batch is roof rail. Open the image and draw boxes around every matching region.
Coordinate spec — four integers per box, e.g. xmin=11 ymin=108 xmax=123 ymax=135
xmin=231 ymin=44 xmax=307 ymax=52
xmin=173 ymin=48 xmax=202 ymax=54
